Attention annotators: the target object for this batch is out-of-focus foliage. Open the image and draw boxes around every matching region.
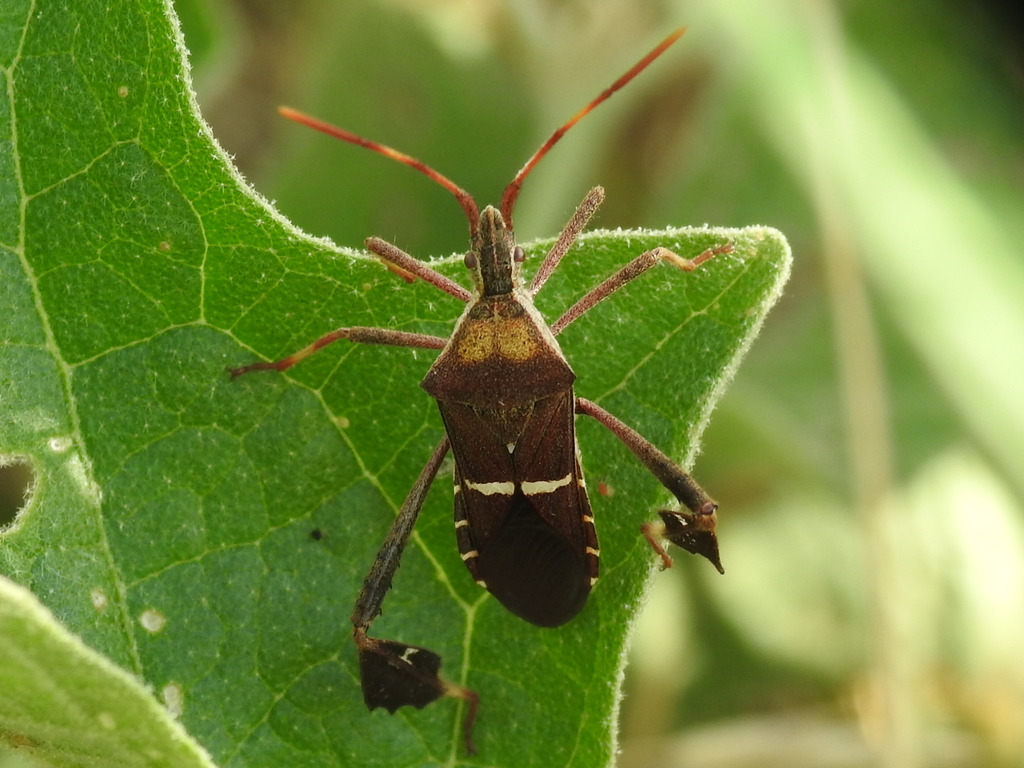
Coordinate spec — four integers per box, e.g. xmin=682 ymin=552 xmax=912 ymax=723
xmin=184 ymin=0 xmax=1024 ymax=766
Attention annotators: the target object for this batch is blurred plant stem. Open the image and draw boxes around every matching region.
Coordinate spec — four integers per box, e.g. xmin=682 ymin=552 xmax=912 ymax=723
xmin=801 ymin=6 xmax=914 ymax=766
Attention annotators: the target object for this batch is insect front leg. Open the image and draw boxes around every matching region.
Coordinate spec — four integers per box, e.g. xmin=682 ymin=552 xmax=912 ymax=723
xmin=550 ymin=241 xmax=734 ymax=336
xmin=231 ymin=237 xmax=470 ymax=378
xmin=575 ymin=397 xmax=723 ymax=574
xmin=529 ymin=186 xmax=605 ymax=295
xmin=350 ymin=438 xmax=480 ymax=754
xmin=366 ymin=237 xmax=473 ymax=302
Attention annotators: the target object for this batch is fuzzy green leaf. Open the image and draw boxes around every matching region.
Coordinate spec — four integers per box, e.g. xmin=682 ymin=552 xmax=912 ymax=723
xmin=0 ymin=576 xmax=216 ymax=767
xmin=0 ymin=1 xmax=790 ymax=766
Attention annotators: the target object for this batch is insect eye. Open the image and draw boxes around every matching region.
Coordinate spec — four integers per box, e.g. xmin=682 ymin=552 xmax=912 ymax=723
xmin=464 ymin=252 xmax=478 ymax=270
xmin=513 ymin=247 xmax=525 ymax=263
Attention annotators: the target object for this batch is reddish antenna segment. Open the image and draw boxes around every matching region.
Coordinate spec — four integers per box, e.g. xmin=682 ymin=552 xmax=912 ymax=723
xmin=278 ymin=106 xmax=481 ymax=232
xmin=279 ymin=27 xmax=685 ymax=236
xmin=499 ymin=27 xmax=687 ymax=228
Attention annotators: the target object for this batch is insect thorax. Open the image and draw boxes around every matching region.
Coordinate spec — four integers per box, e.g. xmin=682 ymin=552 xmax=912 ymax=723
xmin=420 ymin=291 xmax=574 ymax=408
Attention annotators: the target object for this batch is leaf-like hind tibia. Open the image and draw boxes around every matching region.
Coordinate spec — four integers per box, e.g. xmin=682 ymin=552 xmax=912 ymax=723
xmin=355 ymin=634 xmax=446 ymax=713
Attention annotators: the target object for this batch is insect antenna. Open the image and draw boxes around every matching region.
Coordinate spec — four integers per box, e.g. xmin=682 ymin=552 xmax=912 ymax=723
xmin=499 ymin=27 xmax=687 ymax=229
xmin=278 ymin=106 xmax=481 ymax=234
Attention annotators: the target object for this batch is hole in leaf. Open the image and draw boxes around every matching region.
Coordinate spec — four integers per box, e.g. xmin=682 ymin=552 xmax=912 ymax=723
xmin=0 ymin=458 xmax=35 ymax=530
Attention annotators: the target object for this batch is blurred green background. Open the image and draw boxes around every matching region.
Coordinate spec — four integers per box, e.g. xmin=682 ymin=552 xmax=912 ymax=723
xmin=8 ymin=0 xmax=1020 ymax=765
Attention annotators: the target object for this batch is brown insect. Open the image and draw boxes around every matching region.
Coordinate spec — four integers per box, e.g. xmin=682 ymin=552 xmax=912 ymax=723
xmin=232 ymin=27 xmax=726 ymax=754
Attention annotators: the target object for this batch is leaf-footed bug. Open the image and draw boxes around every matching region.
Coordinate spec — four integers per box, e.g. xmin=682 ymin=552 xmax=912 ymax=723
xmin=231 ymin=27 xmax=729 ymax=754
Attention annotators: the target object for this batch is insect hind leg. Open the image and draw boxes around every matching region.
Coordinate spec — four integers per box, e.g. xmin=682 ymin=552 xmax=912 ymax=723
xmin=576 ymin=397 xmax=723 ymax=573
xmin=350 ymin=438 xmax=481 ymax=754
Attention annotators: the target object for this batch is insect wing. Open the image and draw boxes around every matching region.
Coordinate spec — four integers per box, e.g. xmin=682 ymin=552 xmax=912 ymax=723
xmin=442 ymin=392 xmax=596 ymax=627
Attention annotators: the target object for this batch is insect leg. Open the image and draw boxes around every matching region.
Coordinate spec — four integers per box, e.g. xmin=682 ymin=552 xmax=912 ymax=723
xmin=366 ymin=237 xmax=473 ymax=302
xmin=550 ymin=242 xmax=733 ymax=336
xmin=229 ymin=326 xmax=447 ymax=377
xmin=529 ymin=186 xmax=605 ymax=295
xmin=575 ymin=397 xmax=723 ymax=574
xmin=350 ymin=437 xmax=480 ymax=754
xmin=352 ymin=437 xmax=450 ymax=627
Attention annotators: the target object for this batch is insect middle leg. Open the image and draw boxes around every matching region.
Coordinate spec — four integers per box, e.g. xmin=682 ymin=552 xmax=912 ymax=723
xmin=229 ymin=327 xmax=448 ymax=377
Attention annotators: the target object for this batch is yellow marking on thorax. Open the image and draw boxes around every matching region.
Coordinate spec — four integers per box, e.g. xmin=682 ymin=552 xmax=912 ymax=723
xmin=456 ymin=315 xmax=539 ymax=364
